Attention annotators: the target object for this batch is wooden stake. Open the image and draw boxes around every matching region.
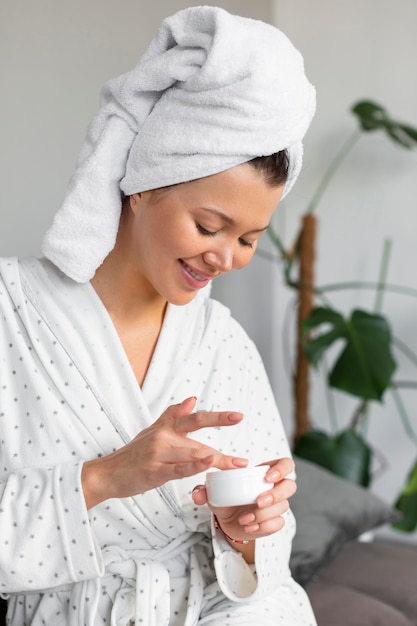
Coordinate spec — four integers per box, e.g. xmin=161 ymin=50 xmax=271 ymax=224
xmin=293 ymin=213 xmax=317 ymax=443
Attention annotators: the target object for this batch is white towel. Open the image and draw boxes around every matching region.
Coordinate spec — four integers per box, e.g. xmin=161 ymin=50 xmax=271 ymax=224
xmin=42 ymin=6 xmax=316 ymax=283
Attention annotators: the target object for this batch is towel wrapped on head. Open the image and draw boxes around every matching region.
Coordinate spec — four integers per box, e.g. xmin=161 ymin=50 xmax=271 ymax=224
xmin=42 ymin=6 xmax=316 ymax=283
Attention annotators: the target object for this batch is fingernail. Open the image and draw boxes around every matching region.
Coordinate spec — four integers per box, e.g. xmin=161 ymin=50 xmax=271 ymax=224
xmin=245 ymin=523 xmax=260 ymax=533
xmin=258 ymin=494 xmax=273 ymax=508
xmin=182 ymin=395 xmax=197 ymax=405
xmin=239 ymin=512 xmax=255 ymax=525
xmin=266 ymin=471 xmax=280 ymax=482
xmin=192 ymin=486 xmax=202 ymax=495
xmin=232 ymin=457 xmax=248 ymax=467
xmin=227 ymin=412 xmax=243 ymax=423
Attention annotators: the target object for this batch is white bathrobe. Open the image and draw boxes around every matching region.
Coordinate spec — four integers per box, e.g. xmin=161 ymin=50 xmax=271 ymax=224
xmin=0 ymin=257 xmax=316 ymax=625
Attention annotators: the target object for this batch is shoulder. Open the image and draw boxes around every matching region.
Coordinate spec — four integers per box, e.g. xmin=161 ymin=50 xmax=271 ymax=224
xmin=0 ymin=256 xmax=54 ymax=286
xmin=200 ymin=295 xmax=261 ymax=361
xmin=0 ymin=256 xmax=24 ymax=304
xmin=0 ymin=256 xmax=19 ymax=279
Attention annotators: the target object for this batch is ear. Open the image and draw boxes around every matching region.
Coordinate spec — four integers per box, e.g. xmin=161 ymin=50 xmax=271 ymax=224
xmin=129 ymin=193 xmax=143 ymax=214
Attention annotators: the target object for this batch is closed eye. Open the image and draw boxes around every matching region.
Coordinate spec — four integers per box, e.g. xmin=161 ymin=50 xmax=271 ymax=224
xmin=197 ymin=223 xmax=254 ymax=248
xmin=196 ymin=223 xmax=217 ymax=237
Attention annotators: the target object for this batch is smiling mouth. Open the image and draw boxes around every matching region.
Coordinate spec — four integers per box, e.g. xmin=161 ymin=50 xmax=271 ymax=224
xmin=180 ymin=260 xmax=211 ymax=282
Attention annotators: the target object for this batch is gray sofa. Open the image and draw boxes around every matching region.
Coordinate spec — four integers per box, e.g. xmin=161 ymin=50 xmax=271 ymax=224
xmin=291 ymin=458 xmax=417 ymax=625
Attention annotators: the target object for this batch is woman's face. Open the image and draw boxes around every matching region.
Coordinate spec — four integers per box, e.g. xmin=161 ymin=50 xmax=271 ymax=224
xmin=125 ymin=162 xmax=284 ymax=306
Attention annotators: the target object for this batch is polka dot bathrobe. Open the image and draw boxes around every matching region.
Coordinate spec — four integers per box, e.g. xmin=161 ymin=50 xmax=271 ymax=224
xmin=0 ymin=257 xmax=316 ymax=625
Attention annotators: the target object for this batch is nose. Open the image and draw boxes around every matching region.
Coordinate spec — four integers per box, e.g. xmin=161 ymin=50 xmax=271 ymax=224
xmin=203 ymin=245 xmax=234 ymax=273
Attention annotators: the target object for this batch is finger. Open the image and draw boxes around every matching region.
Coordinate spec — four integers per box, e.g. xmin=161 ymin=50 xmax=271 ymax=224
xmin=245 ymin=513 xmax=287 ymax=536
xmin=164 ymin=396 xmax=198 ymax=420
xmin=211 ymin=451 xmax=248 ymax=470
xmin=186 ymin=448 xmax=248 ymax=470
xmin=258 ymin=457 xmax=295 ymax=483
xmin=169 ymin=455 xmax=215 ymax=480
xmin=238 ymin=501 xmax=290 ymax=529
xmin=173 ymin=410 xmax=244 ymax=435
xmin=156 ymin=444 xmax=247 ymax=469
xmin=256 ymin=477 xmax=297 ymax=509
xmin=160 ymin=450 xmax=247 ymax=481
xmin=170 ymin=455 xmax=246 ymax=479
xmin=191 ymin=485 xmax=208 ymax=505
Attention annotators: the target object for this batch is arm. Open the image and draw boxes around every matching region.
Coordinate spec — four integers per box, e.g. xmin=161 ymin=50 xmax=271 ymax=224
xmin=81 ymin=397 xmax=249 ymax=509
xmin=0 ymin=462 xmax=103 ymax=594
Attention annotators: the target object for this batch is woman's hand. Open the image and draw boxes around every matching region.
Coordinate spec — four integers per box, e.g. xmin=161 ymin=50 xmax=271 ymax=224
xmin=192 ymin=457 xmax=296 ymax=557
xmin=82 ymin=397 xmax=248 ymax=509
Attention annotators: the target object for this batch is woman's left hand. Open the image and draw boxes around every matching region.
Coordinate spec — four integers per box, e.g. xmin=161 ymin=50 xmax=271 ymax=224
xmin=192 ymin=457 xmax=296 ymax=544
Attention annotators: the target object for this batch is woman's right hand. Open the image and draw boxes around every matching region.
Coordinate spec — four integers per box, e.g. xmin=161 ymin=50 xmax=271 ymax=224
xmin=81 ymin=396 xmax=248 ymax=509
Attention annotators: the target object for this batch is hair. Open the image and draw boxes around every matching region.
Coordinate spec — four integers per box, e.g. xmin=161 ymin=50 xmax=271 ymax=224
xmin=248 ymin=149 xmax=289 ymax=188
xmin=122 ymin=149 xmax=290 ymax=207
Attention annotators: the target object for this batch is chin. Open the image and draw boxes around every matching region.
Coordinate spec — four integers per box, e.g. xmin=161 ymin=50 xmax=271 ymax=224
xmin=166 ymin=290 xmax=199 ymax=307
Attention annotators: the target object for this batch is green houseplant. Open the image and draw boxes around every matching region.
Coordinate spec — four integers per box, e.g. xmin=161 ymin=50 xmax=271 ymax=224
xmin=267 ymin=100 xmax=417 ymax=531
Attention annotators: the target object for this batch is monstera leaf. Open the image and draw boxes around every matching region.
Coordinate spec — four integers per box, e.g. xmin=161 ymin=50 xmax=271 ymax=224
xmin=294 ymin=428 xmax=372 ymax=487
xmin=393 ymin=458 xmax=417 ymax=532
xmin=303 ymin=307 xmax=396 ymax=401
xmin=352 ymin=100 xmax=417 ymax=149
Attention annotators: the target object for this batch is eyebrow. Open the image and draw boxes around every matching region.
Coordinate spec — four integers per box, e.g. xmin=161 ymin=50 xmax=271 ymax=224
xmin=200 ymin=207 xmax=269 ymax=234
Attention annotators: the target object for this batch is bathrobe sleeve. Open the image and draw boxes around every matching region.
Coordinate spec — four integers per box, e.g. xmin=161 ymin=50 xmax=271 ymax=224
xmin=207 ymin=316 xmax=296 ymax=601
xmin=0 ymin=461 xmax=104 ymax=594
xmin=0 ymin=259 xmax=105 ymax=594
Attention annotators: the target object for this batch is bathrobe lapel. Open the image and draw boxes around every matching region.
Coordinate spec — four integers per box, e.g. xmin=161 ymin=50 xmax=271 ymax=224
xmin=16 ymin=257 xmax=218 ymax=526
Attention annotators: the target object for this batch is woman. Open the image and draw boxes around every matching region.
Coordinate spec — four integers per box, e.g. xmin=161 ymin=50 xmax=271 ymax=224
xmin=0 ymin=6 xmax=316 ymax=625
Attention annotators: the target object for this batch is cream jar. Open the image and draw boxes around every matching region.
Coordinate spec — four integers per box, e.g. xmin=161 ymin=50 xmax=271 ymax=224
xmin=205 ymin=466 xmax=273 ymax=507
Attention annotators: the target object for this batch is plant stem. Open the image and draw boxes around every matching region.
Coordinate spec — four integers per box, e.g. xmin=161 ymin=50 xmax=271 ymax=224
xmin=307 ymin=129 xmax=362 ymax=215
xmin=390 ymin=386 xmax=417 ymax=447
xmin=255 ymin=247 xmax=281 ymax=263
xmin=374 ymin=239 xmax=392 ymax=314
xmin=350 ymin=399 xmax=369 ymax=431
xmin=392 ymin=336 xmax=417 ymax=369
xmin=321 ymin=359 xmax=339 ymax=434
xmin=268 ymin=127 xmax=362 ymax=274
xmin=317 ymin=281 xmax=417 ymax=300
xmin=392 ymin=381 xmax=417 ymax=389
xmin=267 ymin=223 xmax=288 ymax=260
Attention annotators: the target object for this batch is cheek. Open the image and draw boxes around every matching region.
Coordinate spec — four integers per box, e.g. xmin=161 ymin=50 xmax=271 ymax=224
xmin=147 ymin=223 xmax=174 ymax=255
xmin=157 ymin=215 xmax=196 ymax=256
xmin=233 ymin=245 xmax=256 ymax=271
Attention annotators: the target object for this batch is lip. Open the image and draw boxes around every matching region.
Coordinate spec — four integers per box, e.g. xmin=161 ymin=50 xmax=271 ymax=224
xmin=179 ymin=260 xmax=214 ymax=289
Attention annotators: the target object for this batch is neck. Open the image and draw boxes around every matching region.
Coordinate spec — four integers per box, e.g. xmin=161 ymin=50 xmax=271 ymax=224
xmin=91 ymin=250 xmax=168 ymax=388
xmin=91 ymin=249 xmax=167 ymax=327
xmin=91 ymin=197 xmax=168 ymax=327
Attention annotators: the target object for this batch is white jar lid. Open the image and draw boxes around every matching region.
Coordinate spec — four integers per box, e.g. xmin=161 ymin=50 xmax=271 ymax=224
xmin=205 ymin=466 xmax=272 ymax=507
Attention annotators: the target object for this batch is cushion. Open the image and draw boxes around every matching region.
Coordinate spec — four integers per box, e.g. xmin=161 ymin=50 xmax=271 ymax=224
xmin=306 ymin=580 xmax=414 ymax=626
xmin=317 ymin=540 xmax=417 ymax=623
xmin=289 ymin=456 xmax=397 ymax=585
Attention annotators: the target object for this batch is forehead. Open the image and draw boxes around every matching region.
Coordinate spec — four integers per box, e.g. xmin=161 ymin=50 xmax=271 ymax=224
xmin=151 ymin=163 xmax=283 ymax=222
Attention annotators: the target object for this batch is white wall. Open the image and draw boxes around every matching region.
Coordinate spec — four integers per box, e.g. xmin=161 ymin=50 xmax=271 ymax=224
xmin=0 ymin=0 xmax=271 ymax=257
xmin=268 ymin=0 xmax=417 ymax=541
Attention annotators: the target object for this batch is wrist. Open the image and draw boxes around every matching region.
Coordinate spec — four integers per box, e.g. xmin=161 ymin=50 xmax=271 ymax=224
xmin=82 ymin=455 xmax=115 ymax=509
xmin=213 ymin=514 xmax=249 ymax=545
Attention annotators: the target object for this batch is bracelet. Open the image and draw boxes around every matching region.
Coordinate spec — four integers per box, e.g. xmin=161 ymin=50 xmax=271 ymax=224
xmin=213 ymin=514 xmax=250 ymax=545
